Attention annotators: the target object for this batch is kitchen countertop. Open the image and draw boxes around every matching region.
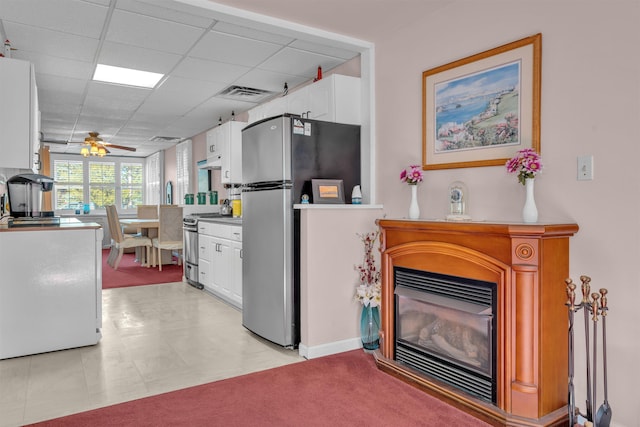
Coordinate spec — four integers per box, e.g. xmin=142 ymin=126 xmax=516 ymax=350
xmin=0 ymin=217 xmax=101 ymax=232
xmin=197 ymin=216 xmax=242 ymax=225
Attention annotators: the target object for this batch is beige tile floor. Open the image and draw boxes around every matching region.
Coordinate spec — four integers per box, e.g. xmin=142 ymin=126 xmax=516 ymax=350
xmin=0 ymin=282 xmax=304 ymax=427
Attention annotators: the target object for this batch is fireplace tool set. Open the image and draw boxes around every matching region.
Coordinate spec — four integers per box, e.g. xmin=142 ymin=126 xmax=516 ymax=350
xmin=565 ymin=276 xmax=612 ymax=427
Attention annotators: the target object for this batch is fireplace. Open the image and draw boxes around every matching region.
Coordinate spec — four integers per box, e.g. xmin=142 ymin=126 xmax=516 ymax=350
xmin=394 ymin=267 xmax=497 ymax=404
xmin=375 ymin=220 xmax=579 ymax=427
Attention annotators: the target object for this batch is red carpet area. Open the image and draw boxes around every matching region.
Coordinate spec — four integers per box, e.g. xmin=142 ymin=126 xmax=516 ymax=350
xmin=101 ymin=249 xmax=183 ymax=289
xmin=27 ymin=350 xmax=490 ymax=427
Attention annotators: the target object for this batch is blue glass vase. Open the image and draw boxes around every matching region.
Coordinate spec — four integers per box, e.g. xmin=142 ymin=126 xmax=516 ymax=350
xmin=360 ymin=305 xmax=380 ymax=350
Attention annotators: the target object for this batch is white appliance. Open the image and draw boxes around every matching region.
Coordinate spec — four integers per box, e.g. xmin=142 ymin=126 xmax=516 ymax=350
xmin=0 ymin=225 xmax=103 ymax=359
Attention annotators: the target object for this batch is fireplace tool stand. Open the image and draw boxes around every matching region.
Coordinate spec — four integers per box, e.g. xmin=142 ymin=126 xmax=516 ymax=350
xmin=565 ymin=276 xmax=611 ymax=427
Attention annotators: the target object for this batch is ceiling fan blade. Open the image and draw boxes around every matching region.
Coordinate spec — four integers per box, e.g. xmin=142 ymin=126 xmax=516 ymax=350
xmin=103 ymin=143 xmax=136 ymax=152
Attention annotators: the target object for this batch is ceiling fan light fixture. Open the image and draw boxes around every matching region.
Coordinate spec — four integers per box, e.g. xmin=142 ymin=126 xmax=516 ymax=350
xmin=81 ymin=147 xmax=89 ymax=157
xmin=93 ymin=64 xmax=164 ymax=89
xmin=98 ymin=146 xmax=107 ymax=157
xmin=90 ymin=144 xmax=99 ymax=155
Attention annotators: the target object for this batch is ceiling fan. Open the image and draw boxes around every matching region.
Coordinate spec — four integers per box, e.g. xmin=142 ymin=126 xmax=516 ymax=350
xmin=42 ymin=132 xmax=136 ymax=157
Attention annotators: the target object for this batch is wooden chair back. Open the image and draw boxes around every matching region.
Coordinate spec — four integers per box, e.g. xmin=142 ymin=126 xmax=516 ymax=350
xmin=105 ymin=205 xmax=124 ymax=244
xmin=157 ymin=205 xmax=183 ymax=244
xmin=137 ymin=204 xmax=158 ymax=219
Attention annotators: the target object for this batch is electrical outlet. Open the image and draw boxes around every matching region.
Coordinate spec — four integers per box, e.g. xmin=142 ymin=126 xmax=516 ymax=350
xmin=577 ymin=155 xmax=594 ymax=181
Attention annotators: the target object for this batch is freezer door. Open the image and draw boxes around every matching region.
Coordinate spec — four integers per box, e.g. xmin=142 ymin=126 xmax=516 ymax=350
xmin=242 ymin=115 xmax=291 ymax=184
xmin=242 ymin=187 xmax=296 ymax=347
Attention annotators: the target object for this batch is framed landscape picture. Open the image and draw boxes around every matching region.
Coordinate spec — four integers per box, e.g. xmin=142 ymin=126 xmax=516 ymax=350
xmin=422 ymin=33 xmax=541 ymax=170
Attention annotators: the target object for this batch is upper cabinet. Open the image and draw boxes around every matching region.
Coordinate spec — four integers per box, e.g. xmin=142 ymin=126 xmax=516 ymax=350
xmin=205 ymin=121 xmax=245 ymax=184
xmin=247 ymin=74 xmax=361 ymax=125
xmin=0 ymin=58 xmax=40 ymax=171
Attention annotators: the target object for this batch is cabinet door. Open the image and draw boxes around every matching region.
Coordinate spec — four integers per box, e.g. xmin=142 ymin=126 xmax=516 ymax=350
xmin=211 ymin=237 xmax=230 ymax=296
xmin=229 ymin=241 xmax=243 ymax=307
xmin=221 ymin=121 xmax=244 ymax=185
xmin=198 ymin=235 xmax=213 ymax=290
xmin=286 ymin=86 xmax=309 ymax=117
xmin=0 ymin=58 xmax=35 ymax=169
xmin=206 ymin=127 xmax=222 ymax=163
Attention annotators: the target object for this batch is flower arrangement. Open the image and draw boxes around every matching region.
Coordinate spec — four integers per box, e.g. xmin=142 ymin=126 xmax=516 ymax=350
xmin=400 ymin=165 xmax=424 ymax=185
xmin=505 ymin=148 xmax=542 ymax=185
xmin=354 ymin=230 xmax=381 ymax=308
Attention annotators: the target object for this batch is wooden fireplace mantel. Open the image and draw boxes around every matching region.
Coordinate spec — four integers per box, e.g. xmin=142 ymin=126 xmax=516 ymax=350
xmin=375 ymin=219 xmax=579 ymax=427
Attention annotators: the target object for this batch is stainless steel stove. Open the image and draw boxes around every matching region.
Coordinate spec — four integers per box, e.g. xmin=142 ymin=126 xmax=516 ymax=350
xmin=182 ymin=212 xmax=223 ymax=289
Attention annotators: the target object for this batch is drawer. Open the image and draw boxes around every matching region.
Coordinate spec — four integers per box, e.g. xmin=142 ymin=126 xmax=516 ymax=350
xmin=229 ymin=226 xmax=242 ymax=242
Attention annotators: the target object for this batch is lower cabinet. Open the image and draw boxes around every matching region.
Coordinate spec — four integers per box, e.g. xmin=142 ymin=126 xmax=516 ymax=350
xmin=199 ymin=222 xmax=242 ymax=309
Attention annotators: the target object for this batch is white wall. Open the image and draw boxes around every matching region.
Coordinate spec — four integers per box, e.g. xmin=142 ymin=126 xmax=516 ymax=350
xmin=374 ymin=1 xmax=640 ymax=426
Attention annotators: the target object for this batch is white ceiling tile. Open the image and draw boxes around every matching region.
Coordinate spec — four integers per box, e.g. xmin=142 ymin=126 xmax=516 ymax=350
xmin=290 ymin=39 xmax=360 ymax=61
xmin=189 ymin=31 xmax=283 ymax=67
xmin=17 ymin=51 xmax=94 ymax=81
xmin=0 ymin=0 xmax=108 ymax=38
xmin=36 ymin=74 xmax=87 ymax=96
xmin=172 ymin=57 xmax=250 ymax=84
xmin=4 ymin=22 xmax=100 ymax=62
xmin=234 ymin=69 xmax=307 ymax=93
xmin=212 ymin=21 xmax=295 ymax=45
xmin=116 ymin=0 xmax=216 ymax=29
xmin=258 ymin=47 xmax=344 ymax=78
xmin=105 ymin=9 xmax=204 ymax=55
xmin=138 ymin=76 xmax=226 ymax=115
xmin=98 ymin=41 xmax=182 ymax=74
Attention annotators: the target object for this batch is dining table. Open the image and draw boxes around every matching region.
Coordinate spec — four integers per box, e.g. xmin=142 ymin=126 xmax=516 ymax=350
xmin=119 ymin=218 xmax=159 ymax=266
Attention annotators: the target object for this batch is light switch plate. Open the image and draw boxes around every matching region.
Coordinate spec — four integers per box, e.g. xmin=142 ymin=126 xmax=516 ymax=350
xmin=577 ymin=155 xmax=594 ymax=180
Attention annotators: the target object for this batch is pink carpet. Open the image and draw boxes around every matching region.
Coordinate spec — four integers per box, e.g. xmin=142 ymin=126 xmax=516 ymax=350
xmin=26 ymin=350 xmax=491 ymax=427
xmin=101 ymin=249 xmax=184 ymax=289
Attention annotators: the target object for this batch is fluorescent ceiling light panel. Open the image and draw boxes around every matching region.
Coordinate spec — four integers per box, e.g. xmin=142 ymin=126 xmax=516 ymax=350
xmin=93 ymin=64 xmax=163 ymax=88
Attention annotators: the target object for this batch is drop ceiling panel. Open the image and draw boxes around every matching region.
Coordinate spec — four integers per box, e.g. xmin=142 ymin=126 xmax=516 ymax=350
xmin=258 ymin=47 xmax=344 ymax=77
xmin=23 ymin=52 xmax=94 ymax=81
xmin=4 ymin=22 xmax=100 ymax=62
xmin=234 ymin=68 xmax=307 ymax=94
xmin=0 ymin=0 xmax=108 ymax=38
xmin=105 ymin=9 xmax=205 ymax=54
xmin=212 ymin=21 xmax=295 ymax=45
xmin=290 ymin=39 xmax=360 ymax=61
xmin=35 ymin=74 xmax=87 ymax=97
xmin=137 ymin=76 xmax=226 ymax=116
xmin=116 ymin=0 xmax=216 ymax=29
xmin=98 ymin=41 xmax=183 ymax=74
xmin=189 ymin=31 xmax=283 ymax=67
xmin=172 ymin=57 xmax=250 ymax=84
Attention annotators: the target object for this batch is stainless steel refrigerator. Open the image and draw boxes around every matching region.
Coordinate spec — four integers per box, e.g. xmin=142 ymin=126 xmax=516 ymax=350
xmin=241 ymin=114 xmax=361 ymax=347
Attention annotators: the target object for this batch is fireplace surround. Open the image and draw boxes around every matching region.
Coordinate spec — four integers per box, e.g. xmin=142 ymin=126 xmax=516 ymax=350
xmin=375 ymin=219 xmax=578 ymax=427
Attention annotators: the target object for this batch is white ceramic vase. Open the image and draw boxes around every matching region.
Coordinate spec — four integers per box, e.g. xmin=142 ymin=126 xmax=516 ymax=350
xmin=409 ymin=185 xmax=420 ymax=219
xmin=522 ymin=178 xmax=538 ymax=223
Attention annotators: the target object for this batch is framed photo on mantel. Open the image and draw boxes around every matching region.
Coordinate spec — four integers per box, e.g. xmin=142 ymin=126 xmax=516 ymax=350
xmin=422 ymin=33 xmax=541 ymax=170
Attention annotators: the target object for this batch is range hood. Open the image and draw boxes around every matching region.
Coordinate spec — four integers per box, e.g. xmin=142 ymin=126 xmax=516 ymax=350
xmin=200 ymin=157 xmax=221 ymax=169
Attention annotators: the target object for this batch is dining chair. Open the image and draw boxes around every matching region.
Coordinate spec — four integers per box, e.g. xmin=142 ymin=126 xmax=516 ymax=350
xmin=105 ymin=205 xmax=152 ymax=270
xmin=152 ymin=205 xmax=183 ymax=271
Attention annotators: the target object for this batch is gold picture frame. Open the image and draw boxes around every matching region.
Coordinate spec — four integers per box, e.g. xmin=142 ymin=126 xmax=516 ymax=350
xmin=422 ymin=33 xmax=541 ymax=170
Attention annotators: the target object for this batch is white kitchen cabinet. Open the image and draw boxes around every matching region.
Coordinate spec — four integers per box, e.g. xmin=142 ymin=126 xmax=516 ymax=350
xmin=205 ymin=121 xmax=245 ymax=184
xmin=0 ymin=58 xmax=40 ymax=170
xmin=307 ymin=74 xmax=361 ymax=124
xmin=198 ymin=234 xmax=214 ymax=291
xmin=198 ymin=220 xmax=242 ymax=308
xmin=0 ymin=223 xmax=102 ymax=359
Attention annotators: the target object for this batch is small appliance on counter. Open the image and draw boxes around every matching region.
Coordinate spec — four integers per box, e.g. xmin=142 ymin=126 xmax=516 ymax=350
xmin=220 ymin=199 xmax=233 ymax=216
xmin=6 ymin=173 xmax=60 ymax=227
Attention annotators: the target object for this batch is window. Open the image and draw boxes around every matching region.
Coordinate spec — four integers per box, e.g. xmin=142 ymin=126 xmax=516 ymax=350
xmin=53 ymin=159 xmax=84 ymax=210
xmin=175 ymin=139 xmax=192 ymax=204
xmin=145 ymin=151 xmax=163 ymax=205
xmin=121 ymin=162 xmax=143 ymax=208
xmin=51 ymin=154 xmax=145 ymax=212
xmin=89 ymin=161 xmax=115 ymax=209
